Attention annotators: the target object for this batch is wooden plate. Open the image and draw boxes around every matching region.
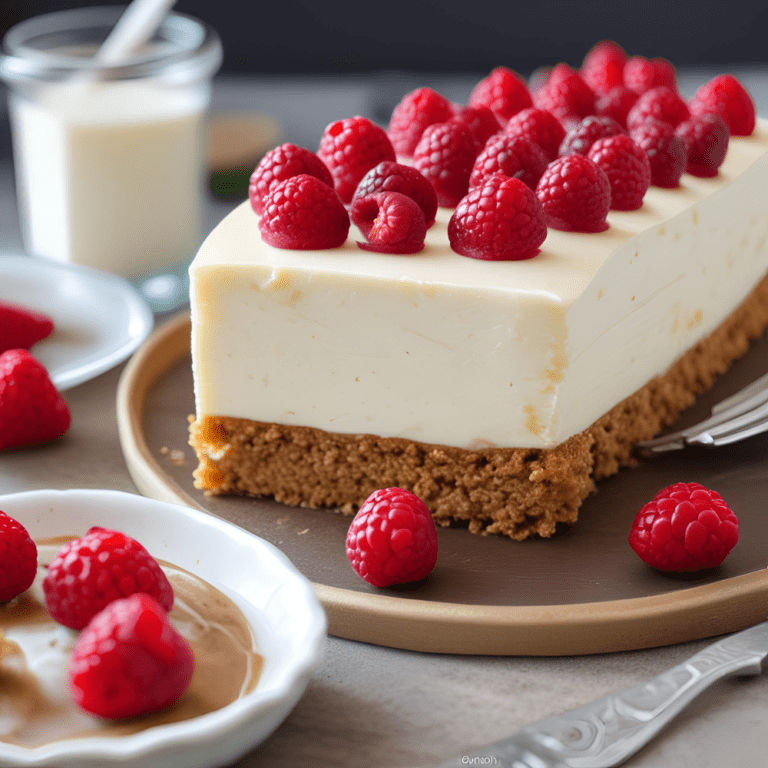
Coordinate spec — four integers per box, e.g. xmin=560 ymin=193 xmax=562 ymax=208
xmin=117 ymin=312 xmax=768 ymax=656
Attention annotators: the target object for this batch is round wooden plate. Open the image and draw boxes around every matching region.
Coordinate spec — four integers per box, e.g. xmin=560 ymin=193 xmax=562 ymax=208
xmin=117 ymin=312 xmax=768 ymax=656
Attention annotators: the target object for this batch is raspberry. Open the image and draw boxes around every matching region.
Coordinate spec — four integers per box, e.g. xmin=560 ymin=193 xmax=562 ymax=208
xmin=626 ymin=86 xmax=690 ymax=131
xmin=630 ymin=118 xmax=687 ymax=188
xmin=469 ymin=133 xmax=548 ymax=191
xmin=580 ymin=40 xmax=627 ymax=94
xmin=535 ymin=154 xmax=611 ymax=232
xmin=259 ymin=174 xmax=350 ymax=250
xmin=318 ymin=116 xmax=396 ymax=203
xmin=628 ymin=482 xmax=739 ymax=572
xmin=351 ymin=161 xmax=438 ymax=227
xmin=43 ymin=526 xmax=174 ymax=630
xmin=0 ymin=300 xmax=54 ymax=354
xmin=675 ymin=113 xmax=729 ymax=178
xmin=449 ymin=173 xmax=547 ymax=261
xmin=558 ymin=115 xmax=625 ymax=157
xmin=387 ymin=87 xmax=454 ymax=158
xmin=351 ymin=192 xmax=427 ymax=254
xmin=451 ymin=104 xmax=502 ymax=147
xmin=595 ymin=85 xmax=639 ymax=129
xmin=468 ymin=66 xmax=533 ymax=122
xmin=532 ymin=64 xmax=595 ymax=126
xmin=413 ymin=121 xmax=479 ymax=207
xmin=503 ymin=107 xmax=566 ymax=161
xmin=587 ymin=134 xmax=651 ymax=210
xmin=248 ymin=143 xmax=333 ymax=216
xmin=69 ymin=593 xmax=194 ymax=719
xmin=689 ymin=74 xmax=756 ymax=136
xmin=346 ymin=487 xmax=438 ymax=588
xmin=0 ymin=510 xmax=37 ymax=603
xmin=623 ymin=56 xmax=677 ymax=94
xmin=0 ymin=349 xmax=70 ymax=451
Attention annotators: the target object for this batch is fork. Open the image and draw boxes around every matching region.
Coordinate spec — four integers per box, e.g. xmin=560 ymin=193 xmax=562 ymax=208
xmin=638 ymin=370 xmax=768 ymax=453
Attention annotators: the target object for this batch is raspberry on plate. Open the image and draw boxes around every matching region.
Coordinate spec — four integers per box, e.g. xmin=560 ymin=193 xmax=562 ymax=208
xmin=318 ymin=116 xmax=396 ymax=203
xmin=689 ymin=73 xmax=756 ymax=136
xmin=468 ymin=66 xmax=533 ymax=122
xmin=580 ymin=39 xmax=627 ymax=94
xmin=595 ymin=85 xmax=639 ymax=129
xmin=0 ymin=349 xmax=70 ymax=451
xmin=449 ymin=173 xmax=547 ymax=261
xmin=623 ymin=55 xmax=677 ymax=94
xmin=69 ymin=593 xmax=194 ymax=719
xmin=351 ymin=161 xmax=438 ymax=228
xmin=675 ymin=113 xmax=730 ymax=178
xmin=535 ymin=154 xmax=611 ymax=232
xmin=413 ymin=120 xmax=479 ymax=207
xmin=630 ymin=118 xmax=688 ymax=188
xmin=587 ymin=134 xmax=651 ymax=210
xmin=345 ymin=487 xmax=438 ymax=588
xmin=469 ymin=133 xmax=548 ymax=191
xmin=248 ymin=143 xmax=333 ymax=216
xmin=626 ymin=86 xmax=690 ymax=131
xmin=503 ymin=107 xmax=566 ymax=161
xmin=387 ymin=87 xmax=455 ymax=158
xmin=451 ymin=104 xmax=502 ymax=148
xmin=351 ymin=191 xmax=427 ymax=254
xmin=532 ymin=64 xmax=596 ymax=126
xmin=628 ymin=482 xmax=739 ymax=572
xmin=558 ymin=115 xmax=625 ymax=157
xmin=0 ymin=510 xmax=37 ymax=603
xmin=43 ymin=526 xmax=174 ymax=630
xmin=0 ymin=300 xmax=54 ymax=354
xmin=259 ymin=174 xmax=350 ymax=250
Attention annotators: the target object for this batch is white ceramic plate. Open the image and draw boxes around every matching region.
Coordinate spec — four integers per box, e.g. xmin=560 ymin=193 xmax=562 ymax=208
xmin=0 ymin=254 xmax=154 ymax=390
xmin=0 ymin=489 xmax=327 ymax=768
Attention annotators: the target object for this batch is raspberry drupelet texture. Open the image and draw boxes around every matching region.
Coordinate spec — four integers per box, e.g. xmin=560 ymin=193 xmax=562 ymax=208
xmin=595 ymin=85 xmax=639 ymax=129
xmin=346 ymin=487 xmax=438 ymax=588
xmin=628 ymin=482 xmax=739 ymax=572
xmin=318 ymin=116 xmax=396 ymax=203
xmin=503 ymin=107 xmax=566 ymax=161
xmin=469 ymin=133 xmax=548 ymax=191
xmin=387 ymin=87 xmax=455 ymax=158
xmin=43 ymin=526 xmax=175 ymax=630
xmin=451 ymin=105 xmax=502 ymax=148
xmin=588 ymin=133 xmax=651 ymax=210
xmin=558 ymin=115 xmax=625 ymax=157
xmin=449 ymin=173 xmax=547 ymax=261
xmin=351 ymin=191 xmax=427 ymax=254
xmin=535 ymin=154 xmax=611 ymax=232
xmin=0 ymin=510 xmax=37 ymax=603
xmin=626 ymin=86 xmax=690 ymax=131
xmin=0 ymin=300 xmax=54 ymax=354
xmin=69 ymin=593 xmax=195 ymax=719
xmin=675 ymin=113 xmax=730 ymax=178
xmin=259 ymin=174 xmax=350 ymax=250
xmin=533 ymin=64 xmax=596 ymax=126
xmin=689 ymin=74 xmax=756 ymax=136
xmin=468 ymin=66 xmax=533 ymax=122
xmin=630 ymin=118 xmax=688 ymax=188
xmin=248 ymin=143 xmax=333 ymax=216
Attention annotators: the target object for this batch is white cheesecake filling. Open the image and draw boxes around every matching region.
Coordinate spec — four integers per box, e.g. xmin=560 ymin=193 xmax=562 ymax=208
xmin=190 ymin=120 xmax=768 ymax=450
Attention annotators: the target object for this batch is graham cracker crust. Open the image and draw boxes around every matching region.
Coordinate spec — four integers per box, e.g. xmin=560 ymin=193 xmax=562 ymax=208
xmin=189 ymin=271 xmax=768 ymax=540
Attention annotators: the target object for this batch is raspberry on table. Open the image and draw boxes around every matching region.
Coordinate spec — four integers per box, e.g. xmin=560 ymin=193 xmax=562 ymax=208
xmin=0 ymin=510 xmax=37 ymax=603
xmin=675 ymin=113 xmax=730 ymax=178
xmin=503 ymin=107 xmax=566 ymax=161
xmin=318 ymin=116 xmax=396 ymax=203
xmin=451 ymin=105 xmax=502 ymax=148
xmin=248 ymin=143 xmax=333 ymax=216
xmin=689 ymin=74 xmax=756 ymax=136
xmin=587 ymin=134 xmax=651 ymax=210
xmin=558 ymin=115 xmax=625 ymax=157
xmin=351 ymin=191 xmax=427 ymax=254
xmin=0 ymin=349 xmax=70 ymax=451
xmin=43 ymin=526 xmax=175 ymax=630
xmin=69 ymin=593 xmax=194 ymax=719
xmin=628 ymin=482 xmax=739 ymax=572
xmin=0 ymin=300 xmax=54 ymax=354
xmin=595 ymin=85 xmax=639 ymax=129
xmin=532 ymin=64 xmax=596 ymax=126
xmin=449 ymin=173 xmax=547 ymax=261
xmin=413 ymin=120 xmax=479 ymax=207
xmin=630 ymin=118 xmax=688 ymax=188
xmin=468 ymin=66 xmax=533 ymax=122
xmin=580 ymin=39 xmax=627 ymax=94
xmin=345 ymin=487 xmax=438 ymax=588
xmin=351 ymin=161 xmax=438 ymax=227
xmin=259 ymin=174 xmax=350 ymax=250
xmin=623 ymin=55 xmax=677 ymax=94
xmin=469 ymin=133 xmax=548 ymax=191
xmin=535 ymin=154 xmax=611 ymax=232
xmin=626 ymin=86 xmax=690 ymax=131
xmin=387 ymin=87 xmax=455 ymax=158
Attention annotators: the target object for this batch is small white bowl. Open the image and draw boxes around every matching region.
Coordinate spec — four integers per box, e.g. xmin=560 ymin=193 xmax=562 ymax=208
xmin=0 ymin=489 xmax=327 ymax=768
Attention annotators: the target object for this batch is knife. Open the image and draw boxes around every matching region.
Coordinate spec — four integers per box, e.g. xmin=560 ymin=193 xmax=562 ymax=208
xmin=438 ymin=620 xmax=768 ymax=768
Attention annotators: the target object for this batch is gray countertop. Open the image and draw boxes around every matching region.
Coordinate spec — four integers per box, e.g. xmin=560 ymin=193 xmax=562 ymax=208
xmin=2 ymin=69 xmax=768 ymax=768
